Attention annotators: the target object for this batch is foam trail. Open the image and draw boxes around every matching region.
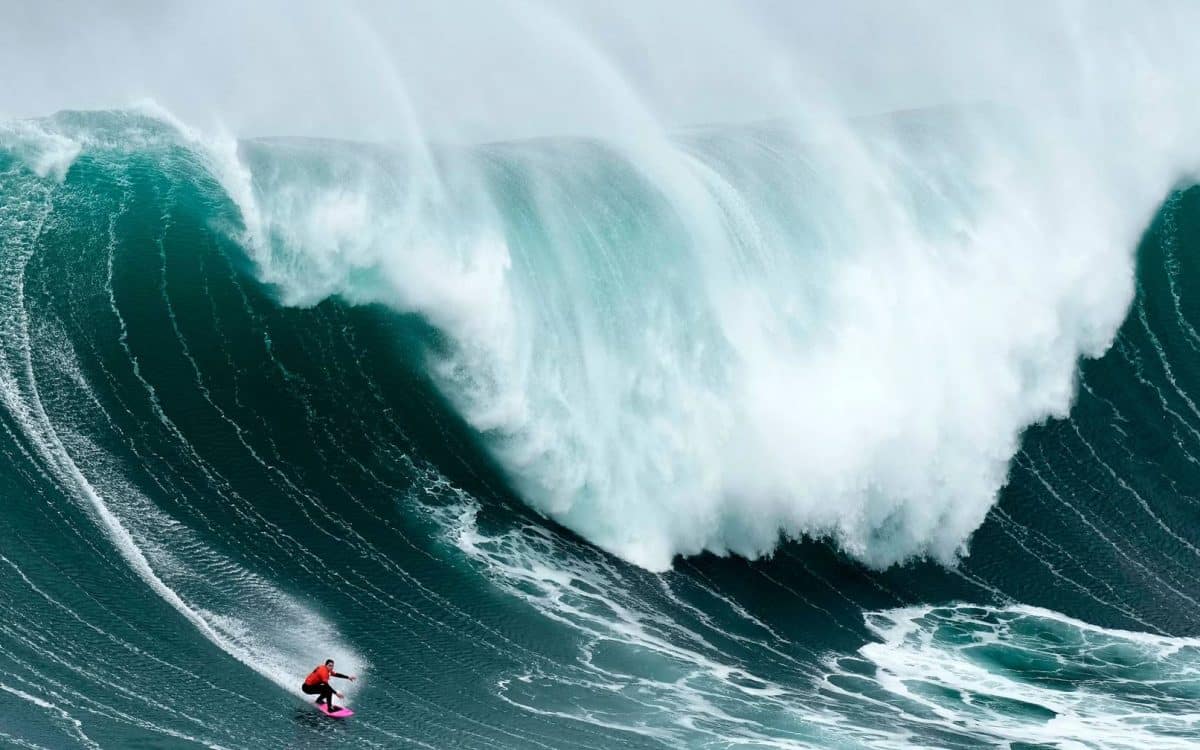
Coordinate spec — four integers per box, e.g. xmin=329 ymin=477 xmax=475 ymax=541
xmin=0 ymin=683 xmax=101 ymax=750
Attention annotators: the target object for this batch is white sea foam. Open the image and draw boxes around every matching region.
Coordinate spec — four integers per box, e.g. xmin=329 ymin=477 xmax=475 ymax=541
xmin=420 ymin=482 xmax=1200 ymax=749
xmin=419 ymin=490 xmax=835 ymax=749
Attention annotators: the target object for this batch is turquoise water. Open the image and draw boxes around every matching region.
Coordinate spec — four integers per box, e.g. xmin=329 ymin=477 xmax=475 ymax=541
xmin=1 ymin=110 xmax=1200 ymax=748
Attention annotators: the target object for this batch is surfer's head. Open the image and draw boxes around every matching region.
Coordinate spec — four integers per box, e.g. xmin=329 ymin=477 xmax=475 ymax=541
xmin=325 ymin=659 xmax=335 ymax=668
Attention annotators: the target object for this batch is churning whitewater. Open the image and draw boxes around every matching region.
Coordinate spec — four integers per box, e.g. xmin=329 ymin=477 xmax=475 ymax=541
xmin=217 ymin=105 xmax=1184 ymax=572
xmin=4 ymin=2 xmax=1200 ymax=748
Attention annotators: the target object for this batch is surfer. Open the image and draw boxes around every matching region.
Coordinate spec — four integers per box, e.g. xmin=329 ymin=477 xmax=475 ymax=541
xmin=302 ymin=659 xmax=357 ymax=713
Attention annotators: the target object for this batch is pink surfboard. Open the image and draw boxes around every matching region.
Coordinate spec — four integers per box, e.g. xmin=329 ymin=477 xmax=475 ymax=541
xmin=316 ymin=702 xmax=354 ymax=718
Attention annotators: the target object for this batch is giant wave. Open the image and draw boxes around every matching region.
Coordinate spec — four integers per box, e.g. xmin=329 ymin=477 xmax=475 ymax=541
xmin=5 ymin=2 xmax=1200 ymax=748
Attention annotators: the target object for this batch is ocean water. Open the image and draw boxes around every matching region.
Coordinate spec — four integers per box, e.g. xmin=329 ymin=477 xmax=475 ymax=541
xmin=2 ymin=102 xmax=1200 ymax=750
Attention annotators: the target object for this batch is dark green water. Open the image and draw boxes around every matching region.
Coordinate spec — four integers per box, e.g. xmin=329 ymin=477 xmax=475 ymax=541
xmin=1 ymin=111 xmax=1199 ymax=749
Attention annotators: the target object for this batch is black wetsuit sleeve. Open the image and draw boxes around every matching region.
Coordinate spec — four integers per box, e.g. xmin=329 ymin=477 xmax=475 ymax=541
xmin=332 ymin=672 xmax=349 ymax=679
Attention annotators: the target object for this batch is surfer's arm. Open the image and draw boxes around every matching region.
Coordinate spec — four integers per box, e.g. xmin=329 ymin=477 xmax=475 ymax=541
xmin=332 ymin=672 xmax=356 ymax=680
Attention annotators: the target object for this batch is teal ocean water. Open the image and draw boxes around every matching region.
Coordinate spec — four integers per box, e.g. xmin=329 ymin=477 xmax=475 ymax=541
xmin=2 ymin=109 xmax=1200 ymax=749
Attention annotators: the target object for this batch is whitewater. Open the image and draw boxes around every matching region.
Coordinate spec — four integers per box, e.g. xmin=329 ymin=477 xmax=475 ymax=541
xmin=3 ymin=1 xmax=1200 ymax=748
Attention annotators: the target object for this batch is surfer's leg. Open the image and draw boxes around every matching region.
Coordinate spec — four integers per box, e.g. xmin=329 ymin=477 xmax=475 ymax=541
xmin=322 ymin=684 xmax=335 ymax=709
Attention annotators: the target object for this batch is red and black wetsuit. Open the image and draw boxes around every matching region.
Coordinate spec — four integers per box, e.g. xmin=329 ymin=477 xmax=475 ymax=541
xmin=302 ymin=665 xmax=349 ymax=710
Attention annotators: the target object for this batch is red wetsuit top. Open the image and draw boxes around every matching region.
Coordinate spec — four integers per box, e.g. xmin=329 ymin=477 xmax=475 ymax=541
xmin=305 ymin=665 xmax=348 ymax=687
xmin=305 ymin=665 xmax=331 ymax=687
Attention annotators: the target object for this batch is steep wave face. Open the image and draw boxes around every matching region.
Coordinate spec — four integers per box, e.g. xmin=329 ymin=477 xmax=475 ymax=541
xmin=3 ymin=104 xmax=1200 ymax=749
